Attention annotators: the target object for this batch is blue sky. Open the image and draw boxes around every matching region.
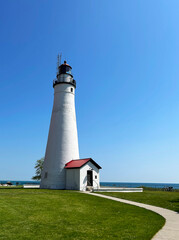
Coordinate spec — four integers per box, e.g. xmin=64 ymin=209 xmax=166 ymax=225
xmin=0 ymin=0 xmax=179 ymax=183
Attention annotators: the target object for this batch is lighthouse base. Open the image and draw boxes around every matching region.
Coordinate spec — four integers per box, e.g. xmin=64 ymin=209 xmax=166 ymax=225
xmin=40 ymin=158 xmax=102 ymax=191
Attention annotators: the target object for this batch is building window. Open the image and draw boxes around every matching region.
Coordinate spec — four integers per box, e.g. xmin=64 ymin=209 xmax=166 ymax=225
xmin=44 ymin=172 xmax=48 ymax=179
xmin=71 ymin=88 xmax=73 ymax=93
xmin=95 ymin=175 xmax=97 ymax=179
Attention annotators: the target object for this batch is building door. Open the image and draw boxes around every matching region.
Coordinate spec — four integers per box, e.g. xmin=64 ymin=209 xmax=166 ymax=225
xmin=87 ymin=170 xmax=93 ymax=186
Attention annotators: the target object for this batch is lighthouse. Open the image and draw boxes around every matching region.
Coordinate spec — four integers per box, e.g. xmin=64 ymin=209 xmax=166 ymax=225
xmin=40 ymin=60 xmax=79 ymax=189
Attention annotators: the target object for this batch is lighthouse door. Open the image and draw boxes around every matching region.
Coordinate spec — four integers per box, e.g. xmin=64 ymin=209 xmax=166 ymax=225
xmin=87 ymin=170 xmax=93 ymax=186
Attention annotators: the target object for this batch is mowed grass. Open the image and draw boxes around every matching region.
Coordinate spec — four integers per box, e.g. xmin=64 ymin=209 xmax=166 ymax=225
xmin=0 ymin=189 xmax=164 ymax=240
xmin=99 ymin=190 xmax=179 ymax=212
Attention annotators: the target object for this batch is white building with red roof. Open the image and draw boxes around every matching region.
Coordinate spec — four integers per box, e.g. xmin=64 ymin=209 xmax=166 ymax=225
xmin=65 ymin=158 xmax=102 ymax=191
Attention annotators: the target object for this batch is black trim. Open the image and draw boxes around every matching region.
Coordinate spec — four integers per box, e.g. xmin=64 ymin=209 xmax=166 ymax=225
xmin=89 ymin=159 xmax=102 ymax=169
xmin=53 ymin=80 xmax=76 ymax=88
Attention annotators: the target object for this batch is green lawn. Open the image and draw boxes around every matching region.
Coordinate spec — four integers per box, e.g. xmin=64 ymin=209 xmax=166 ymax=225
xmin=0 ymin=189 xmax=164 ymax=240
xmin=99 ymin=190 xmax=179 ymax=212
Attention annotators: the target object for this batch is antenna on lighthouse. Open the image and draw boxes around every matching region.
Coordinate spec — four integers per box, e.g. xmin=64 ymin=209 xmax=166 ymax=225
xmin=59 ymin=53 xmax=62 ymax=65
xmin=56 ymin=54 xmax=59 ymax=74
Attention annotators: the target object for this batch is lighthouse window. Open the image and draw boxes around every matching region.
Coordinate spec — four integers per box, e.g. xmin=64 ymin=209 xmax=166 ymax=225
xmin=71 ymin=88 xmax=73 ymax=93
xmin=95 ymin=175 xmax=97 ymax=179
xmin=44 ymin=172 xmax=48 ymax=179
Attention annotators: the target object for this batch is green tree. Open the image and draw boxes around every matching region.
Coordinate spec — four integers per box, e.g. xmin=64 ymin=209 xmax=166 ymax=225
xmin=32 ymin=157 xmax=44 ymax=180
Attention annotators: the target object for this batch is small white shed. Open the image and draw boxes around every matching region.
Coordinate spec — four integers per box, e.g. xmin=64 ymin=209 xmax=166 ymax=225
xmin=65 ymin=158 xmax=102 ymax=191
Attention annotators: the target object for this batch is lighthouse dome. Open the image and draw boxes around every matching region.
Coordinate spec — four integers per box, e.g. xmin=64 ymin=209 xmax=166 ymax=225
xmin=58 ymin=61 xmax=72 ymax=76
xmin=53 ymin=60 xmax=76 ymax=88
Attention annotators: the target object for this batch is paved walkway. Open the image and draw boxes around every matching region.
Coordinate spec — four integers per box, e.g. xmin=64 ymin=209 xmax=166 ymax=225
xmin=84 ymin=192 xmax=179 ymax=240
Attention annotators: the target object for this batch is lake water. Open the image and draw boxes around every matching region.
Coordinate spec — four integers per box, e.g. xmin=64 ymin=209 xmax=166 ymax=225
xmin=1 ymin=180 xmax=179 ymax=189
xmin=0 ymin=180 xmax=40 ymax=185
xmin=100 ymin=182 xmax=179 ymax=189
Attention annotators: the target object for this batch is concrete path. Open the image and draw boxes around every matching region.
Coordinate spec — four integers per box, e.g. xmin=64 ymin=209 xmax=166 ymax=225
xmin=84 ymin=192 xmax=179 ymax=240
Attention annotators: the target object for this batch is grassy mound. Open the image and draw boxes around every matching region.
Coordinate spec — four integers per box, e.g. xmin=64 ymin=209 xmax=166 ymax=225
xmin=0 ymin=189 xmax=164 ymax=240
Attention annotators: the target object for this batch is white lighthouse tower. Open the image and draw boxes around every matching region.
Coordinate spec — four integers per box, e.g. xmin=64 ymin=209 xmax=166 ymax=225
xmin=40 ymin=59 xmax=79 ymax=189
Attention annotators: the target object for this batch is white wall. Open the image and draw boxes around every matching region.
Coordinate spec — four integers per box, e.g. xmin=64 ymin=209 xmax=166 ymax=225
xmin=79 ymin=162 xmax=100 ymax=191
xmin=66 ymin=169 xmax=80 ymax=190
xmin=40 ymin=82 xmax=79 ymax=189
xmin=65 ymin=162 xmax=100 ymax=191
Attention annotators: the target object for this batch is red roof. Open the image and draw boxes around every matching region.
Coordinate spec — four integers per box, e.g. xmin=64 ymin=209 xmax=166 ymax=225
xmin=61 ymin=60 xmax=71 ymax=67
xmin=65 ymin=158 xmax=102 ymax=169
